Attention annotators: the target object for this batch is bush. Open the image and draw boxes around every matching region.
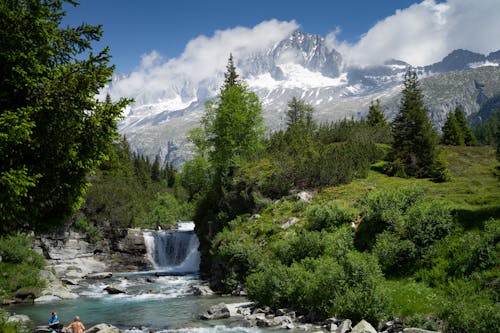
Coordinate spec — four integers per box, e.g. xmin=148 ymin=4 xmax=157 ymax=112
xmin=322 ymin=225 xmax=355 ymax=260
xmin=0 ymin=234 xmax=45 ymax=301
xmin=272 ymin=230 xmax=326 ymax=265
xmin=439 ymin=280 xmax=500 ymax=333
xmin=306 ymin=203 xmax=356 ymax=231
xmin=247 ymin=251 xmax=388 ymax=324
xmin=355 ymin=187 xmax=424 ymax=250
xmin=373 ymin=232 xmax=417 ymax=276
xmin=0 ymin=234 xmax=44 ymax=268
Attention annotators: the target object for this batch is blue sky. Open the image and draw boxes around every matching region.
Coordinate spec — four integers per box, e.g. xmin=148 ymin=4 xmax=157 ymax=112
xmin=62 ymin=0 xmax=422 ymax=73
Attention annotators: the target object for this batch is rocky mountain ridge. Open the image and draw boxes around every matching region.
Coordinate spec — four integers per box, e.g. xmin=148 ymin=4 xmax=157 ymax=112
xmin=108 ymin=32 xmax=500 ymax=165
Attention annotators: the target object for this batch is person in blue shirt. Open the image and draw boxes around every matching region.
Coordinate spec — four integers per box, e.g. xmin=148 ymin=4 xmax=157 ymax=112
xmin=48 ymin=311 xmax=63 ymax=332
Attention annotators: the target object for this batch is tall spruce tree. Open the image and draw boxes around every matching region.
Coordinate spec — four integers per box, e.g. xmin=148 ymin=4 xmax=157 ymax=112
xmin=0 ymin=0 xmax=130 ymax=233
xmin=367 ymin=99 xmax=387 ymax=127
xmin=390 ymin=69 xmax=440 ymax=178
xmin=203 ymin=55 xmax=264 ymax=187
xmin=441 ymin=111 xmax=463 ymax=145
xmin=454 ymin=107 xmax=477 ymax=146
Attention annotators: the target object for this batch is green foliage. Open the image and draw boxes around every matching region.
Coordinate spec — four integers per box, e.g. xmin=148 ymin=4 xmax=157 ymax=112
xmin=356 ymin=187 xmax=454 ymax=275
xmin=286 ymin=97 xmax=315 ymax=132
xmin=0 ymin=311 xmax=29 ymax=333
xmin=272 ymin=230 xmax=326 ymax=265
xmin=0 ymin=1 xmax=130 ymax=233
xmin=82 ymin=137 xmax=188 ymax=230
xmin=247 ymin=252 xmax=388 ymax=323
xmin=389 ymin=69 xmax=441 ymax=178
xmin=203 ymin=58 xmax=265 ymax=186
xmin=355 ymin=187 xmax=424 ymax=250
xmin=367 ymin=99 xmax=387 ymax=127
xmin=74 ymin=216 xmax=102 ymax=244
xmin=439 ymin=280 xmax=500 ymax=333
xmin=0 ymin=234 xmax=45 ymax=301
xmin=306 ymin=203 xmax=356 ymax=231
xmin=181 ymin=156 xmax=211 ymax=200
xmin=441 ymin=107 xmax=477 ymax=146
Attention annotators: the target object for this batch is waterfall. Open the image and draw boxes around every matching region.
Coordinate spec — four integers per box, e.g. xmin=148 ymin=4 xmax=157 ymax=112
xmin=143 ymin=222 xmax=200 ymax=273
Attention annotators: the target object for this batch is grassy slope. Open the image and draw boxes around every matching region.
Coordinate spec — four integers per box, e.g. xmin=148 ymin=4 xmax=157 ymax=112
xmin=317 ymin=145 xmax=500 ymax=227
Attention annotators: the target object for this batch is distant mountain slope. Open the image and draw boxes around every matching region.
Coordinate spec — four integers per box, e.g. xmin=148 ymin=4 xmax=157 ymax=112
xmin=108 ymin=32 xmax=500 ymax=165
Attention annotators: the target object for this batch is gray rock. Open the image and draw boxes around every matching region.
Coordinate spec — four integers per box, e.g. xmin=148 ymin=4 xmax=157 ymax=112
xmin=7 ymin=314 xmax=31 ymax=325
xmin=35 ymin=326 xmax=52 ymax=333
xmin=191 ymin=284 xmax=215 ymax=296
xmin=34 ymin=295 xmax=62 ymax=303
xmin=272 ymin=315 xmax=295 ymax=329
xmin=351 ymin=319 xmax=377 ymax=333
xmin=85 ymin=323 xmax=120 ymax=333
xmin=86 ymin=272 xmax=113 ymax=279
xmin=103 ymin=285 xmax=126 ymax=294
xmin=281 ymin=217 xmax=299 ymax=230
xmin=403 ymin=329 xmax=441 ymax=333
xmin=336 ymin=319 xmax=352 ymax=333
xmin=297 ymin=191 xmax=313 ymax=203
xmin=200 ymin=302 xmax=230 ymax=320
xmin=61 ymin=278 xmax=79 ymax=285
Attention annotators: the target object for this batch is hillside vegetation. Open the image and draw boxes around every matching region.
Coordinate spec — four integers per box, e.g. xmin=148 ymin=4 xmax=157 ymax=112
xmin=210 ymin=145 xmax=499 ymax=331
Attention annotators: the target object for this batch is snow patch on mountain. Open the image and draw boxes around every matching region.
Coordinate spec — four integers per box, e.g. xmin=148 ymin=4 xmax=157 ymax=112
xmin=247 ymin=63 xmax=347 ymax=90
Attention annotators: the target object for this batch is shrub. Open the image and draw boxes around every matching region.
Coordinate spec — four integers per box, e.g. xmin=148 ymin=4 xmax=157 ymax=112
xmin=322 ymin=225 xmax=355 ymax=260
xmin=247 ymin=251 xmax=388 ymax=324
xmin=0 ymin=234 xmax=44 ymax=268
xmin=439 ymin=281 xmax=500 ymax=333
xmin=306 ymin=203 xmax=356 ymax=231
xmin=403 ymin=200 xmax=454 ymax=252
xmin=373 ymin=232 xmax=417 ymax=276
xmin=355 ymin=187 xmax=424 ymax=250
xmin=272 ymin=230 xmax=326 ymax=265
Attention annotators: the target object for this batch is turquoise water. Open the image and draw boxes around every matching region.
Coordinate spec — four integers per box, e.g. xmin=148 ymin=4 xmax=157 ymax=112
xmin=8 ymin=272 xmax=250 ymax=332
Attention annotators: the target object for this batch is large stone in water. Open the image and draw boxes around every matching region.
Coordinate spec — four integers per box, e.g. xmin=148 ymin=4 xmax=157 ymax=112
xmin=85 ymin=323 xmax=120 ymax=333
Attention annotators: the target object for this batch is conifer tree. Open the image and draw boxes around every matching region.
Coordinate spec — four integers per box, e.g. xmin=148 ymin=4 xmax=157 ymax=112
xmin=454 ymin=107 xmax=477 ymax=146
xmin=286 ymin=97 xmax=315 ymax=132
xmin=223 ymin=53 xmax=239 ymax=89
xmin=441 ymin=111 xmax=463 ymax=145
xmin=203 ymin=55 xmax=264 ymax=186
xmin=390 ymin=69 xmax=440 ymax=178
xmin=367 ymin=99 xmax=387 ymax=127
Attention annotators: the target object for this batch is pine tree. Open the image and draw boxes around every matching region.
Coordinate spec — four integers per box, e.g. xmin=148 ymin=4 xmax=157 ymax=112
xmin=151 ymin=155 xmax=161 ymax=181
xmin=367 ymin=99 xmax=387 ymax=127
xmin=453 ymin=107 xmax=477 ymax=146
xmin=222 ymin=53 xmax=239 ymax=90
xmin=390 ymin=69 xmax=440 ymax=178
xmin=203 ymin=55 xmax=264 ymax=185
xmin=441 ymin=111 xmax=463 ymax=145
xmin=286 ymin=97 xmax=315 ymax=132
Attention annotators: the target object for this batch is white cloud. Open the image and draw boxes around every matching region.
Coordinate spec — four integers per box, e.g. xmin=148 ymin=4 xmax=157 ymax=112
xmin=326 ymin=0 xmax=500 ymax=66
xmin=107 ymin=20 xmax=298 ymax=104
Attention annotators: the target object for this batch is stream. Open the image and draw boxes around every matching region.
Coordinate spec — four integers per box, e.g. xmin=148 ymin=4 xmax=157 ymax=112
xmin=8 ymin=223 xmax=263 ymax=333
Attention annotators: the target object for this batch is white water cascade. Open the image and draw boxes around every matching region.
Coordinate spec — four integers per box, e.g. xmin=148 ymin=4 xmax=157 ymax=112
xmin=143 ymin=222 xmax=200 ymax=273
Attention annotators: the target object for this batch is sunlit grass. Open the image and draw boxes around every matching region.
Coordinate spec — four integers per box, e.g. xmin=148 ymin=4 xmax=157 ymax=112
xmin=316 ymin=146 xmax=500 ymax=228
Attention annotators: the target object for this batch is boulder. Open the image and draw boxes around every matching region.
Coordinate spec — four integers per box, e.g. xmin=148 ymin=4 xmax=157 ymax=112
xmin=281 ymin=217 xmax=299 ymax=230
xmin=191 ymin=284 xmax=215 ymax=296
xmin=35 ymin=326 xmax=52 ymax=333
xmin=34 ymin=295 xmax=62 ymax=303
xmin=85 ymin=323 xmax=120 ymax=333
xmin=200 ymin=303 xmax=230 ymax=320
xmin=226 ymin=302 xmax=255 ymax=317
xmin=381 ymin=318 xmax=404 ymax=333
xmin=296 ymin=191 xmax=313 ymax=203
xmin=336 ymin=319 xmax=352 ymax=333
xmin=86 ymin=272 xmax=113 ymax=279
xmin=7 ymin=314 xmax=31 ymax=325
xmin=351 ymin=319 xmax=377 ymax=333
xmin=103 ymin=285 xmax=126 ymax=294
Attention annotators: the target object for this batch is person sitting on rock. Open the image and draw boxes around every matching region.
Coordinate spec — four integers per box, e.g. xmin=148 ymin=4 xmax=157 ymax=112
xmin=48 ymin=312 xmax=63 ymax=332
xmin=64 ymin=316 xmax=85 ymax=333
